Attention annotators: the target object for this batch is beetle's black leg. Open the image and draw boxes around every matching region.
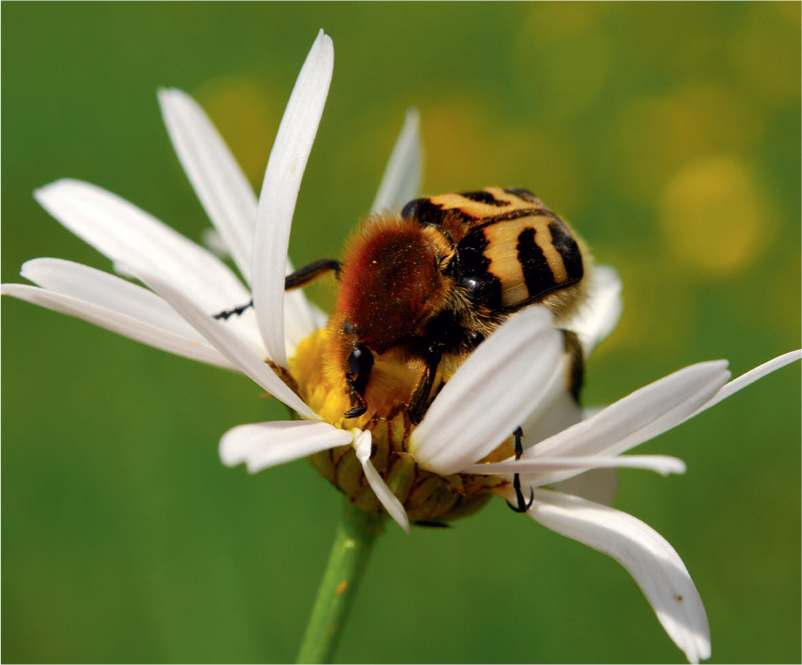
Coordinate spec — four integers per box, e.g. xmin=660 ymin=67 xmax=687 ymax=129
xmin=213 ymin=299 xmax=254 ymax=321
xmin=408 ymin=343 xmax=443 ymax=425
xmin=561 ymin=329 xmax=585 ymax=402
xmin=344 ymin=385 xmax=368 ymax=419
xmin=508 ymin=473 xmax=535 ymax=513
xmin=507 ymin=425 xmax=534 ymax=513
xmin=343 ymin=344 xmax=374 ymax=419
xmin=213 ymin=259 xmax=342 ymax=321
xmin=505 ymin=329 xmax=582 ymax=513
xmin=513 ymin=425 xmax=524 ymax=459
xmin=284 ymin=259 xmax=342 ymax=290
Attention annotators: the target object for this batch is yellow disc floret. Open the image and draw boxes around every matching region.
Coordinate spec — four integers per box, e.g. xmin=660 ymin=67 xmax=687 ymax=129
xmin=289 ymin=329 xmax=507 ymax=525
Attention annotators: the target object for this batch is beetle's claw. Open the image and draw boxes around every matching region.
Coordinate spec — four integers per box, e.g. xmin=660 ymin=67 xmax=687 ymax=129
xmin=507 ymin=473 xmax=534 ymax=513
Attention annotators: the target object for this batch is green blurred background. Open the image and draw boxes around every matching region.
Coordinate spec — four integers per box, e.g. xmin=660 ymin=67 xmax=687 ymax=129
xmin=3 ymin=3 xmax=800 ymax=663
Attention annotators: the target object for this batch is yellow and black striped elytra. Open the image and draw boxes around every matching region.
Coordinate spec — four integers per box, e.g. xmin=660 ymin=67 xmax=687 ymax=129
xmin=403 ymin=187 xmax=585 ymax=316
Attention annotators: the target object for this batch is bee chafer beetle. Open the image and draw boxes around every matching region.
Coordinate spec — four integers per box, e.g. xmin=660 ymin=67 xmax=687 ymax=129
xmin=215 ymin=186 xmax=590 ymax=513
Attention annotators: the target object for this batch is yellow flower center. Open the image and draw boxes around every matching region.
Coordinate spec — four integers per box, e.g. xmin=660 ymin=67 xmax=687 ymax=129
xmin=288 ymin=329 xmax=508 ymax=525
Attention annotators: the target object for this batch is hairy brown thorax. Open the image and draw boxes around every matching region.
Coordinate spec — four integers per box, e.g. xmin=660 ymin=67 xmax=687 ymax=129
xmin=335 ymin=217 xmax=454 ymax=353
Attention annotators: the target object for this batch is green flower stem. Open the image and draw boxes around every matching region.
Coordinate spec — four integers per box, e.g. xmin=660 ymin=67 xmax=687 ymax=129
xmin=296 ymin=498 xmax=385 ymax=664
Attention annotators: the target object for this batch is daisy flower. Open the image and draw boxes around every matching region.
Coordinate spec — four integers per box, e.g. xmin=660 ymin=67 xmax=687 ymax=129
xmin=3 ymin=29 xmax=799 ymax=665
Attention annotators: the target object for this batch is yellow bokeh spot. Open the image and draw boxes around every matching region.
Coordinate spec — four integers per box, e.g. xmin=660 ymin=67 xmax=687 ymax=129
xmin=659 ymin=155 xmax=772 ymax=276
xmin=612 ymin=84 xmax=764 ymax=207
xmin=194 ymin=78 xmax=279 ymax=187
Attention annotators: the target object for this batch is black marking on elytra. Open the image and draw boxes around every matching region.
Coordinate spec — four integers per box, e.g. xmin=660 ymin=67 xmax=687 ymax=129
xmin=455 ymin=226 xmax=491 ymax=268
xmin=548 ymin=219 xmax=584 ymax=282
xmin=459 ymin=190 xmax=507 ymax=206
xmin=404 ymin=197 xmax=448 ymax=226
xmin=471 ymin=207 xmax=547 ymax=230
xmin=504 ymin=187 xmax=538 ymax=203
xmin=517 ymin=226 xmax=558 ymax=301
xmin=455 ymin=229 xmax=503 ymax=310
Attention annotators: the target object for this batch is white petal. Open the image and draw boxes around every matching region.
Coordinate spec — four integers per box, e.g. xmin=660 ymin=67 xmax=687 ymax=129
xmin=139 ymin=272 xmax=319 ymax=420
xmin=21 ymin=258 xmax=200 ymax=337
xmin=34 ymin=179 xmax=251 ymax=313
xmin=158 ymin=88 xmax=258 ymax=282
xmin=519 ymin=366 xmax=583 ymax=446
xmin=370 ymin=108 xmax=423 ymax=214
xmin=353 ymin=430 xmax=409 ymax=534
xmin=555 ymin=468 xmax=620 ymax=507
xmin=692 ymin=350 xmax=801 ymax=416
xmin=22 ymin=257 xmax=263 ymax=367
xmin=201 ymin=228 xmax=232 ymax=260
xmin=564 ymin=264 xmax=623 ymax=358
xmin=523 ymin=489 xmax=710 ymax=664
xmin=2 ymin=283 xmax=234 ymax=369
xmin=253 ymin=30 xmax=333 ymax=368
xmin=410 ymin=307 xmax=562 ymax=476
xmin=112 ymin=260 xmax=139 ymax=280
xmin=220 ymin=420 xmax=352 ymax=473
xmin=158 ymin=88 xmax=324 ymax=351
xmin=467 ymin=454 xmax=686 ymax=477
xmin=525 ymin=361 xmax=730 ymax=486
